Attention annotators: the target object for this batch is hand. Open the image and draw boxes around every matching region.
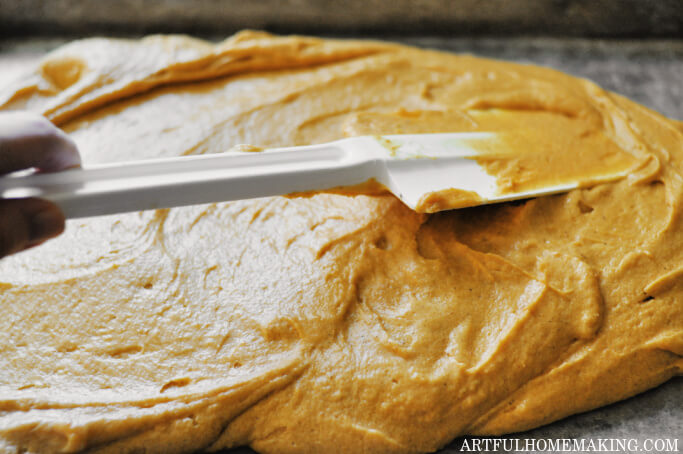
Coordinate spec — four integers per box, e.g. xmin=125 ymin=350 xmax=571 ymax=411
xmin=0 ymin=112 xmax=81 ymax=258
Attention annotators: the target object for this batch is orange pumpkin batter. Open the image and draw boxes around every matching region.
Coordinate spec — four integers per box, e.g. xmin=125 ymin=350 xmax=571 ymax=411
xmin=0 ymin=32 xmax=680 ymax=454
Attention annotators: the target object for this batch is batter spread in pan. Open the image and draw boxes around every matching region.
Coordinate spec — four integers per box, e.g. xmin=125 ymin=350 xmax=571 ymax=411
xmin=0 ymin=32 xmax=681 ymax=454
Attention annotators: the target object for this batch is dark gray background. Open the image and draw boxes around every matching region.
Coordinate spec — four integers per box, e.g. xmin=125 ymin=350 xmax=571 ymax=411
xmin=1 ymin=0 xmax=682 ymax=38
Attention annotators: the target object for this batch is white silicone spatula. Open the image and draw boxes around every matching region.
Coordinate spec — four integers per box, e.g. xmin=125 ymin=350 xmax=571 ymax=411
xmin=0 ymin=133 xmax=627 ymax=219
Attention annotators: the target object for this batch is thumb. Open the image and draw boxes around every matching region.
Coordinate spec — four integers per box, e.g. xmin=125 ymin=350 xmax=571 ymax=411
xmin=0 ymin=112 xmax=81 ymax=175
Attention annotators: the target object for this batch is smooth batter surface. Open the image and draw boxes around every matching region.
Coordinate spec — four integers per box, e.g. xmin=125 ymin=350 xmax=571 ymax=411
xmin=0 ymin=32 xmax=681 ymax=454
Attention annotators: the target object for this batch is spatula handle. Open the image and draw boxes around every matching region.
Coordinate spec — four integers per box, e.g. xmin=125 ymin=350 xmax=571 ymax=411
xmin=0 ymin=143 xmax=375 ymax=219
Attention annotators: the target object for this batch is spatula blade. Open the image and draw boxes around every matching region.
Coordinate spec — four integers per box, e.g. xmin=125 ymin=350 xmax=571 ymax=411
xmin=357 ymin=133 xmax=633 ymax=213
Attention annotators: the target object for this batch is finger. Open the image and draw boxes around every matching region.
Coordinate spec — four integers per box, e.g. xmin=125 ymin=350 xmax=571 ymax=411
xmin=0 ymin=198 xmax=65 ymax=258
xmin=0 ymin=112 xmax=81 ymax=175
